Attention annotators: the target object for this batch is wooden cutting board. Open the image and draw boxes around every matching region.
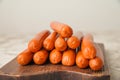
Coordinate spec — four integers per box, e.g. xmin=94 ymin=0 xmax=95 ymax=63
xmin=0 ymin=43 xmax=110 ymax=80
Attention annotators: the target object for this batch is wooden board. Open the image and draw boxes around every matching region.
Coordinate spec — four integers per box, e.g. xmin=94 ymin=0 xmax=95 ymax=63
xmin=0 ymin=43 xmax=110 ymax=80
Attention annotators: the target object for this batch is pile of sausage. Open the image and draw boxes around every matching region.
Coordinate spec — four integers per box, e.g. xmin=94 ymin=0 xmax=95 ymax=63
xmin=17 ymin=21 xmax=103 ymax=71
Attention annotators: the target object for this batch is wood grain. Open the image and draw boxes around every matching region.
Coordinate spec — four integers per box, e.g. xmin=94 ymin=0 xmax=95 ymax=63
xmin=0 ymin=43 xmax=110 ymax=80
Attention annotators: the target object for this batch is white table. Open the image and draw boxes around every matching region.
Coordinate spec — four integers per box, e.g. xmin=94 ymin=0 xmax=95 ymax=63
xmin=0 ymin=31 xmax=120 ymax=80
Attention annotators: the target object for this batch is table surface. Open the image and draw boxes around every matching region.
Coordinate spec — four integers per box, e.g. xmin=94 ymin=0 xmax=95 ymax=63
xmin=0 ymin=31 xmax=120 ymax=80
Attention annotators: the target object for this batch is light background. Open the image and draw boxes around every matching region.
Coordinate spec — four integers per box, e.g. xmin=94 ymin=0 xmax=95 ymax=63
xmin=0 ymin=1 xmax=120 ymax=80
xmin=0 ymin=0 xmax=120 ymax=35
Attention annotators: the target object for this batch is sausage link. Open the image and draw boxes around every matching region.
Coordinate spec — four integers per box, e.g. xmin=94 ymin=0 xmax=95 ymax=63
xmin=76 ymin=51 xmax=89 ymax=68
xmin=62 ymin=49 xmax=76 ymax=66
xmin=81 ymin=34 xmax=96 ymax=59
xmin=33 ymin=49 xmax=48 ymax=65
xmin=49 ymin=49 xmax=62 ymax=64
xmin=50 ymin=21 xmax=73 ymax=38
xmin=17 ymin=49 xmax=33 ymax=65
xmin=55 ymin=36 xmax=67 ymax=51
xmin=28 ymin=30 xmax=50 ymax=52
xmin=67 ymin=31 xmax=83 ymax=49
xmin=43 ymin=32 xmax=57 ymax=51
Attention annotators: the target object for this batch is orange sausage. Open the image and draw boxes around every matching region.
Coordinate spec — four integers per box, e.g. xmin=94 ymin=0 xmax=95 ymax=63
xmin=89 ymin=56 xmax=103 ymax=71
xmin=33 ymin=49 xmax=48 ymax=65
xmin=43 ymin=32 xmax=57 ymax=51
xmin=76 ymin=51 xmax=89 ymax=68
xmin=81 ymin=34 xmax=94 ymax=47
xmin=89 ymin=43 xmax=104 ymax=71
xmin=17 ymin=49 xmax=33 ymax=66
xmin=28 ymin=30 xmax=50 ymax=53
xmin=55 ymin=36 xmax=67 ymax=51
xmin=67 ymin=31 xmax=83 ymax=49
xmin=62 ymin=49 xmax=76 ymax=66
xmin=49 ymin=49 xmax=62 ymax=64
xmin=50 ymin=21 xmax=73 ymax=38
xmin=81 ymin=34 xmax=96 ymax=59
xmin=94 ymin=43 xmax=104 ymax=65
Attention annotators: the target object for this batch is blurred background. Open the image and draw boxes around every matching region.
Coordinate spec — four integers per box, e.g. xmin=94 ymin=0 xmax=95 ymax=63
xmin=0 ymin=0 xmax=120 ymax=80
xmin=0 ymin=0 xmax=120 ymax=35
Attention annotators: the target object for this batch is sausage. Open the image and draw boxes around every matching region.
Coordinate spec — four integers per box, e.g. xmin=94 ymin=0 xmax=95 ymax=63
xmin=89 ymin=43 xmax=104 ymax=71
xmin=17 ymin=49 xmax=33 ymax=66
xmin=94 ymin=43 xmax=104 ymax=64
xmin=49 ymin=49 xmax=62 ymax=64
xmin=81 ymin=34 xmax=96 ymax=59
xmin=62 ymin=49 xmax=76 ymax=66
xmin=67 ymin=31 xmax=83 ymax=49
xmin=43 ymin=32 xmax=57 ymax=51
xmin=76 ymin=51 xmax=89 ymax=68
xmin=28 ymin=30 xmax=50 ymax=52
xmin=89 ymin=56 xmax=103 ymax=71
xmin=55 ymin=36 xmax=67 ymax=51
xmin=81 ymin=34 xmax=94 ymax=47
xmin=33 ymin=49 xmax=48 ymax=65
xmin=50 ymin=21 xmax=73 ymax=38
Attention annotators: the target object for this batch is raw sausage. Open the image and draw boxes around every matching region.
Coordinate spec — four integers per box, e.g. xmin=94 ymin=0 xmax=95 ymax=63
xmin=76 ymin=51 xmax=89 ymax=68
xmin=17 ymin=49 xmax=33 ymax=65
xmin=81 ymin=34 xmax=96 ymax=59
xmin=62 ymin=49 xmax=76 ymax=66
xmin=89 ymin=56 xmax=103 ymax=71
xmin=43 ymin=32 xmax=57 ymax=51
xmin=33 ymin=49 xmax=48 ymax=65
xmin=67 ymin=31 xmax=83 ymax=49
xmin=50 ymin=21 xmax=73 ymax=38
xmin=28 ymin=30 xmax=50 ymax=52
xmin=49 ymin=49 xmax=62 ymax=64
xmin=55 ymin=36 xmax=67 ymax=51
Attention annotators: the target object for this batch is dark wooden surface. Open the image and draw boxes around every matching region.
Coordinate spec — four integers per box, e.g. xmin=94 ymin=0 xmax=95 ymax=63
xmin=0 ymin=43 xmax=110 ymax=80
